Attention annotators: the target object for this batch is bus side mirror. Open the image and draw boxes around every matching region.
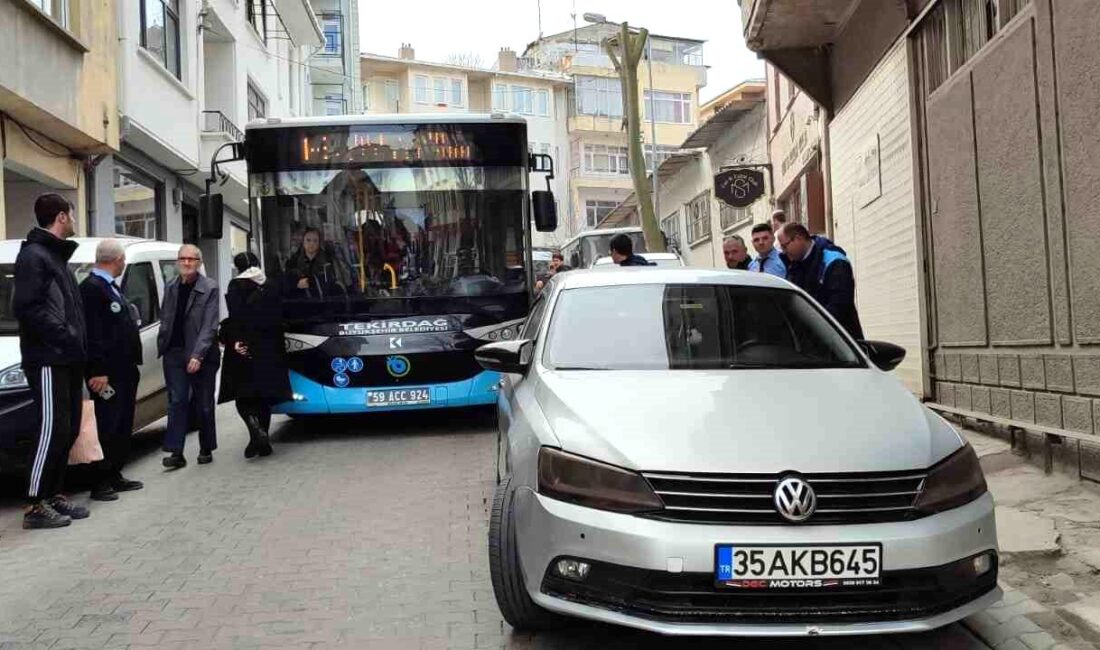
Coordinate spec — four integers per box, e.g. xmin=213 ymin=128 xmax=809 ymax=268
xmin=200 ymin=194 xmax=224 ymax=239
xmin=533 ymin=191 xmax=557 ymax=233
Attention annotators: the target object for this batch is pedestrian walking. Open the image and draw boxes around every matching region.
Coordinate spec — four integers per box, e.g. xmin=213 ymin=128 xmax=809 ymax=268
xmin=158 ymin=244 xmax=220 ymax=469
xmin=722 ymin=235 xmax=751 ymax=270
xmin=218 ymin=253 xmax=291 ymax=459
xmin=13 ymin=194 xmax=89 ymax=529
xmin=776 ymin=223 xmax=864 ymax=339
xmin=80 ymin=239 xmax=144 ymax=501
xmin=609 ymin=234 xmax=654 ymax=267
xmin=747 ymin=223 xmax=787 ymax=277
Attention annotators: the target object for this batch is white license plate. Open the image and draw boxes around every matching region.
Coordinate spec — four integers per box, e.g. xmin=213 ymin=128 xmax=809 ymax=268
xmin=366 ymin=387 xmax=431 ymax=407
xmin=715 ymin=544 xmax=882 ymax=588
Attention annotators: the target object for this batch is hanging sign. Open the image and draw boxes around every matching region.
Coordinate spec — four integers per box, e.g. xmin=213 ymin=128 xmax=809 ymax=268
xmin=714 ymin=169 xmax=766 ymax=208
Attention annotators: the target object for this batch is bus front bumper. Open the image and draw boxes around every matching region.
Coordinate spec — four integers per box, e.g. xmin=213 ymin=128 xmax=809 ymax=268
xmin=273 ymin=370 xmax=502 ymax=414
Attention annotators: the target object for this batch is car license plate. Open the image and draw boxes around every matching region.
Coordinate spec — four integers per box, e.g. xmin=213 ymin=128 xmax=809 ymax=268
xmin=715 ymin=544 xmax=882 ymax=588
xmin=366 ymin=387 xmax=431 ymax=407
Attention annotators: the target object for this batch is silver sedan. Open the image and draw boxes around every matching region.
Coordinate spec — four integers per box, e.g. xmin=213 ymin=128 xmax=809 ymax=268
xmin=476 ymin=267 xmax=999 ymax=638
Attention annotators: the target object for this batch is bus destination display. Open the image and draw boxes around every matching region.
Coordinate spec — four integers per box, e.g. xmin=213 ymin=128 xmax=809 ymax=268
xmin=301 ymin=128 xmax=477 ymax=165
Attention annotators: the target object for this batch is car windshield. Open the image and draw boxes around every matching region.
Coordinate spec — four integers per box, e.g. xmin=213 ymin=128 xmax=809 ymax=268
xmin=0 ymin=263 xmax=93 ymax=336
xmin=544 ymin=284 xmax=864 ymax=370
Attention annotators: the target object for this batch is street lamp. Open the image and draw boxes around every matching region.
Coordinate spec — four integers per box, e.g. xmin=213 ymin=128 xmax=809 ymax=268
xmin=583 ymin=13 xmax=661 ymax=223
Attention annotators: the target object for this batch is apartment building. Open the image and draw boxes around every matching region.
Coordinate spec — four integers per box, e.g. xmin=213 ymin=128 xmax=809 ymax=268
xmin=360 ymin=45 xmax=572 ymax=247
xmin=523 ymin=23 xmax=707 ymax=238
xmin=1 ymin=0 xmax=119 ymax=237
xmin=309 ymin=0 xmax=361 ymax=116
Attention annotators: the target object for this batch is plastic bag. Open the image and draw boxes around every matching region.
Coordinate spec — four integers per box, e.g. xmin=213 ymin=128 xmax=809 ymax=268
xmin=67 ymin=400 xmax=103 ymax=465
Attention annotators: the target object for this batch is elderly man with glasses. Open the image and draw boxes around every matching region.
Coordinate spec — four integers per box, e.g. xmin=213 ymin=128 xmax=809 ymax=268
xmin=157 ymin=244 xmax=221 ymax=469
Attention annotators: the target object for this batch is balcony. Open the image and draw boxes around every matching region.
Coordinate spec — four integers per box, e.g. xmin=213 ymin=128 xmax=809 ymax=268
xmin=201 ymin=110 xmax=243 ymax=142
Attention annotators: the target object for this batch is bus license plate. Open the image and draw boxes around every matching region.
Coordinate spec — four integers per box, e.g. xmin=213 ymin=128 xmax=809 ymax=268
xmin=366 ymin=388 xmax=431 ymax=407
xmin=715 ymin=544 xmax=881 ymax=588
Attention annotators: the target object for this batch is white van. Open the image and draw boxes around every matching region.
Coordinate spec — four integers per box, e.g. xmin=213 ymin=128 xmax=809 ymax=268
xmin=0 ymin=237 xmax=186 ymax=473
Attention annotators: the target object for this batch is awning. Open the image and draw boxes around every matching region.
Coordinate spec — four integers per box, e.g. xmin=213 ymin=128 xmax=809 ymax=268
xmin=597 ymin=152 xmax=701 ymax=228
xmin=682 ymin=99 xmax=760 ymax=149
xmin=271 ymin=0 xmax=324 ymax=48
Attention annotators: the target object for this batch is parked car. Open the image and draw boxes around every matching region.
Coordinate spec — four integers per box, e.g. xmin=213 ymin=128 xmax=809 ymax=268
xmin=0 ymin=237 xmax=188 ymax=473
xmin=476 ymin=267 xmax=999 ymax=637
xmin=591 ymin=252 xmax=684 ymax=268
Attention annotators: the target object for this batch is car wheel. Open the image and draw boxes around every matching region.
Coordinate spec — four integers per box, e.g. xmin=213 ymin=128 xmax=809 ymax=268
xmin=488 ymin=476 xmax=560 ymax=631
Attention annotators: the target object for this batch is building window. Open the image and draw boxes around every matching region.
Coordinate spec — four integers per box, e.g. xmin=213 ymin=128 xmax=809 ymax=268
xmin=451 ymin=79 xmax=464 ymax=107
xmin=247 ymin=82 xmax=267 ymax=121
xmin=321 ymin=15 xmax=341 ymax=55
xmin=648 ymin=39 xmax=704 ymax=66
xmin=661 ymin=211 xmax=682 ymax=252
xmin=246 ymin=0 xmax=268 ymax=44
xmin=324 ymin=94 xmax=344 ymax=115
xmin=576 ymin=76 xmax=623 ymax=119
xmin=644 ymin=90 xmax=692 ymax=124
xmin=384 ymin=80 xmax=399 ymax=111
xmin=919 ymin=0 xmax=1030 ymax=94
xmin=113 ymin=163 xmax=161 ymax=240
xmin=140 ymin=0 xmax=181 ymax=79
xmin=492 ymin=83 xmax=508 ymax=111
xmin=28 ymin=0 xmax=69 ymax=28
xmin=719 ymin=202 xmax=751 ymax=231
xmin=585 ymin=200 xmax=619 ymax=228
xmin=685 ymin=192 xmax=711 ymax=245
xmin=535 ymin=89 xmax=550 ymax=117
xmin=362 ymin=83 xmax=371 ymax=110
xmin=583 ymin=144 xmax=629 ymax=176
xmin=432 ymin=78 xmax=445 ymax=104
xmin=644 ymin=145 xmax=679 ymax=171
xmin=414 ymin=75 xmax=429 ymax=104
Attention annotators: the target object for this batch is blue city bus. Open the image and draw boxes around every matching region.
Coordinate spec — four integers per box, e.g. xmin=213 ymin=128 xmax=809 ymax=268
xmin=231 ymin=114 xmax=555 ymax=414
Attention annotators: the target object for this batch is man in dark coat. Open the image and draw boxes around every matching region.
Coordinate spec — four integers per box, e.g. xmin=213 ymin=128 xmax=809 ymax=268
xmin=609 ymin=233 xmax=655 ymax=267
xmin=777 ymin=223 xmax=865 ymax=339
xmin=80 ymin=239 xmax=144 ymax=501
xmin=219 ymin=253 xmax=291 ymax=458
xmin=12 ymin=193 xmax=89 ymax=529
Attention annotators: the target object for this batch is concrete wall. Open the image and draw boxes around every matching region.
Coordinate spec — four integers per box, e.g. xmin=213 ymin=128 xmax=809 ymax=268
xmin=923 ymin=1 xmax=1100 ymax=445
xmin=830 ymin=40 xmax=924 ymax=395
xmin=829 ymin=0 xmax=908 ymax=113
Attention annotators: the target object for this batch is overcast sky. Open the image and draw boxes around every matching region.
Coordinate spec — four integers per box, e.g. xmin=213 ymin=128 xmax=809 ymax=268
xmin=357 ymin=1 xmax=764 ymax=103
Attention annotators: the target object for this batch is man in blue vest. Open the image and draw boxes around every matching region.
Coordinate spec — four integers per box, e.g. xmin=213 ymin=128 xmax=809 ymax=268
xmin=777 ymin=223 xmax=864 ymax=339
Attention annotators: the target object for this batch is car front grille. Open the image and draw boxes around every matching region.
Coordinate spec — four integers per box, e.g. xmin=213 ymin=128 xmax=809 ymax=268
xmin=641 ymin=470 xmax=927 ymax=525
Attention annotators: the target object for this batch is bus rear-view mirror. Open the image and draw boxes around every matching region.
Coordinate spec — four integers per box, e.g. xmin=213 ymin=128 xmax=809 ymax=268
xmin=533 ymin=191 xmax=557 ymax=233
xmin=200 ymin=193 xmax=224 ymax=239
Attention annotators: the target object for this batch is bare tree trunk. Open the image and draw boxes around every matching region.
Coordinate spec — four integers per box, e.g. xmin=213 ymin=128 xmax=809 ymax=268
xmin=604 ymin=23 xmax=666 ymax=253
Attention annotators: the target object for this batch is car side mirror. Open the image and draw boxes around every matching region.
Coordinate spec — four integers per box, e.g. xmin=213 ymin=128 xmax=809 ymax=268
xmin=859 ymin=340 xmax=906 ymax=372
xmin=475 ymin=340 xmax=533 ymax=374
xmin=533 ymin=191 xmax=557 ymax=233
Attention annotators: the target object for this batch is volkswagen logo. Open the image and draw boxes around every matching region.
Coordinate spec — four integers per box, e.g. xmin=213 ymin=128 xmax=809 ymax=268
xmin=774 ymin=476 xmax=817 ymax=523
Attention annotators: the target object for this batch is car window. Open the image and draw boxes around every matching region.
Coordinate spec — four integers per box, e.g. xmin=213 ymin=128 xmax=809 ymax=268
xmin=123 ymin=262 xmax=160 ymax=327
xmin=521 ymin=294 xmax=549 ymax=340
xmin=159 ymin=260 xmax=180 ymax=286
xmin=544 ymin=284 xmax=863 ymax=371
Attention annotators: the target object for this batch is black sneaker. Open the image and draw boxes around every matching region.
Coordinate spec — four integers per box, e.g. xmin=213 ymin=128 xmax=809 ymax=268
xmin=197 ymin=451 xmax=213 ymax=465
xmin=90 ymin=484 xmax=119 ymax=502
xmin=163 ymin=453 xmax=186 ymax=470
xmin=23 ymin=502 xmax=71 ymax=529
xmin=112 ymin=477 xmax=144 ymax=492
xmin=47 ymin=495 xmax=90 ymax=520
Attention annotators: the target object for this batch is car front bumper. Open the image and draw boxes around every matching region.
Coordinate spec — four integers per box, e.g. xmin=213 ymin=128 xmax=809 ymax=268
xmin=512 ymin=488 xmax=999 ymax=637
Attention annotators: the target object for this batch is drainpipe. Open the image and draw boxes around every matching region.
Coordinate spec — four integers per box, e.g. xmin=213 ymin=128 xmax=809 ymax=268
xmin=83 ymin=154 xmax=108 ymax=236
xmin=818 ymin=105 xmax=833 ymax=239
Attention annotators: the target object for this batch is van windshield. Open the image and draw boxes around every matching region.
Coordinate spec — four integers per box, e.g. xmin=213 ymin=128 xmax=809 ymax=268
xmin=0 ymin=263 xmax=94 ymax=335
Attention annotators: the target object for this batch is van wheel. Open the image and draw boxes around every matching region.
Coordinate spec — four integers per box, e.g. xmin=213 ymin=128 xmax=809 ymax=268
xmin=488 ymin=477 xmax=561 ymax=631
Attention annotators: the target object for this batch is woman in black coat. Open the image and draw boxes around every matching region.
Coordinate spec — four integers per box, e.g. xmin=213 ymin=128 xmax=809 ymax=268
xmin=219 ymin=253 xmax=292 ymax=458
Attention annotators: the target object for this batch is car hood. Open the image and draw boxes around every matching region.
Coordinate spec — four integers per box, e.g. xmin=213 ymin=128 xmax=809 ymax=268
xmin=535 ymin=369 xmax=962 ymax=474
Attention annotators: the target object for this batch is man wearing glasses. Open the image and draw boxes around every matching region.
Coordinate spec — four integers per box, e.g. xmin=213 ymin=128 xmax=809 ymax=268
xmin=157 ymin=245 xmax=221 ymax=468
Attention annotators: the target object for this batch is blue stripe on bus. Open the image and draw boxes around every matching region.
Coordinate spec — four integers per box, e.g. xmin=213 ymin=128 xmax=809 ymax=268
xmin=273 ymin=369 xmax=502 ymax=414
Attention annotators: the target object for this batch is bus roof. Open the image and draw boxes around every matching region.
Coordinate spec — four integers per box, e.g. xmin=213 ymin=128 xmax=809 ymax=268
xmin=245 ymin=113 xmax=530 ymax=131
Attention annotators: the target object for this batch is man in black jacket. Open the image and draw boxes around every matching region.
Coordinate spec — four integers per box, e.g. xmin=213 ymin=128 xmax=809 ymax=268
xmin=609 ymin=233 xmax=655 ymax=267
xmin=13 ymin=194 xmax=89 ymax=529
xmin=81 ymin=239 xmax=144 ymax=501
xmin=777 ymin=223 xmax=865 ymax=339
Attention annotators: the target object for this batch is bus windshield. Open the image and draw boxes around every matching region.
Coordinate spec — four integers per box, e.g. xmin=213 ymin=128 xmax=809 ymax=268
xmin=248 ymin=122 xmax=529 ymax=324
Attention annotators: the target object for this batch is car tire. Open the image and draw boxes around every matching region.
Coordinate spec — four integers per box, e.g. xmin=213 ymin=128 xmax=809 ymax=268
xmin=488 ymin=476 xmax=560 ymax=631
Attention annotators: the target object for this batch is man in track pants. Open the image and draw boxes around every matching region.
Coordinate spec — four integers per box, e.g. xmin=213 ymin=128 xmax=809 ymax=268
xmin=13 ymin=194 xmax=90 ymax=529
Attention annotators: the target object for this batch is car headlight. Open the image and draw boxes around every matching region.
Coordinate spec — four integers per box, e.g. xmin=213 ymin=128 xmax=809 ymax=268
xmin=914 ymin=444 xmax=987 ymax=515
xmin=0 ymin=365 xmax=28 ymax=391
xmin=537 ymin=447 xmax=663 ymax=513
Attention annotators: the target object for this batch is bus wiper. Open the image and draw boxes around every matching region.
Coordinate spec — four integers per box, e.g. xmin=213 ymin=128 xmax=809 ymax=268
xmin=727 ymin=361 xmax=785 ymax=369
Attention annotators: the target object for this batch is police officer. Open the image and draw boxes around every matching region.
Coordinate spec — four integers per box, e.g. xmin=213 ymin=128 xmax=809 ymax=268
xmin=80 ymin=239 xmax=144 ymax=501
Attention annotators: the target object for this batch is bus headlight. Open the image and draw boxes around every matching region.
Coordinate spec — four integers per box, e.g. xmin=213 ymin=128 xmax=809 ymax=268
xmin=464 ymin=318 xmax=523 ymax=343
xmin=0 ymin=365 xmax=28 ymax=391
